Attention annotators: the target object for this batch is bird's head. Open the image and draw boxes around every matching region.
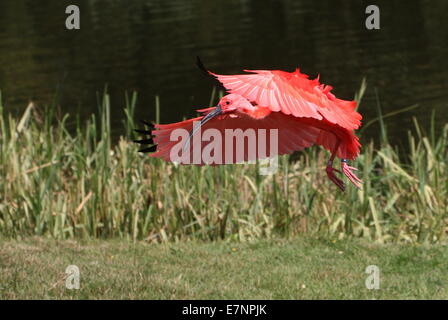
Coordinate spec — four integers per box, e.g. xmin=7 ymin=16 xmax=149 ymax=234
xmin=182 ymin=93 xmax=255 ymax=153
xmin=218 ymin=94 xmax=255 ymax=113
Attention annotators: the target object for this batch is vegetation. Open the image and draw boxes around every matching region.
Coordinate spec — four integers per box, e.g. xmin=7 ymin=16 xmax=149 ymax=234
xmin=0 ymin=88 xmax=447 ymax=243
xmin=1 ymin=238 xmax=447 ymax=299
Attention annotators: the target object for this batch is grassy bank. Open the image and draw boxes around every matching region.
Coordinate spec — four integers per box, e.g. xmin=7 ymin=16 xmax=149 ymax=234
xmin=0 ymin=90 xmax=447 ymax=243
xmin=1 ymin=238 xmax=447 ymax=299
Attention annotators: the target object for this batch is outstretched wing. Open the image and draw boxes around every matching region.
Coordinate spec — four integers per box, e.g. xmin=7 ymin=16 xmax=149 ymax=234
xmin=210 ymin=69 xmax=362 ymax=130
xmin=145 ymin=110 xmax=360 ymax=164
xmin=147 ymin=109 xmax=323 ymax=165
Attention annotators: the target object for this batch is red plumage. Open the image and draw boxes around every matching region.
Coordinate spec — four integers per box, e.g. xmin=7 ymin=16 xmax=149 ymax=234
xmin=137 ymin=64 xmax=363 ymax=191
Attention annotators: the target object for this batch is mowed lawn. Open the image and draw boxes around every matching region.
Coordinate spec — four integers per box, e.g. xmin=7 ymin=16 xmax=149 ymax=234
xmin=1 ymin=238 xmax=447 ymax=299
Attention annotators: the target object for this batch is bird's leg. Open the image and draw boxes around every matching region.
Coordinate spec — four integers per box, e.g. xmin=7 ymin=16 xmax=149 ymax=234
xmin=341 ymin=159 xmax=362 ymax=189
xmin=325 ymin=140 xmax=345 ymax=191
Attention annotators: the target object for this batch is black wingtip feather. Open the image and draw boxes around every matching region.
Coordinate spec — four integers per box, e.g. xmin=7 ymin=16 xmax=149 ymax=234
xmin=134 ymin=129 xmax=152 ymax=135
xmin=133 ymin=138 xmax=154 ymax=145
xmin=134 ymin=120 xmax=157 ymax=153
xmin=195 ymin=56 xmax=226 ymax=91
xmin=138 ymin=145 xmax=157 ymax=153
xmin=140 ymin=120 xmax=155 ymax=128
xmin=196 ymin=56 xmax=209 ymax=75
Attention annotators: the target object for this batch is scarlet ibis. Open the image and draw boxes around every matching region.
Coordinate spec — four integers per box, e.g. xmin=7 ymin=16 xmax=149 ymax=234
xmin=135 ymin=58 xmax=362 ymax=191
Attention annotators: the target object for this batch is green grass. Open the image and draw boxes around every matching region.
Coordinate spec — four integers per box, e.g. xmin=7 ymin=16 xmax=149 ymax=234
xmin=1 ymin=238 xmax=447 ymax=299
xmin=0 ymin=88 xmax=447 ymax=243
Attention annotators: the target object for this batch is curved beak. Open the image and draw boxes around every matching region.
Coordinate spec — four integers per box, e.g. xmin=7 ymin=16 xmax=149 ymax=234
xmin=183 ymin=105 xmax=222 ymax=153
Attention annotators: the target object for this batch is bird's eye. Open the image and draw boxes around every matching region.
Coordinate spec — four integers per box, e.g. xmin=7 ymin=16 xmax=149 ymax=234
xmin=225 ymin=101 xmax=231 ymax=105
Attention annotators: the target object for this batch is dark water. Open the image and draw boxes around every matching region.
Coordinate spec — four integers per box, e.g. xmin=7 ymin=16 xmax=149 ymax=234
xmin=0 ymin=0 xmax=447 ymax=145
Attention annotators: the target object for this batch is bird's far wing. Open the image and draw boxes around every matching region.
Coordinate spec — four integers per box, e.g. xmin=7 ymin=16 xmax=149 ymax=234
xmin=210 ymin=69 xmax=362 ymax=130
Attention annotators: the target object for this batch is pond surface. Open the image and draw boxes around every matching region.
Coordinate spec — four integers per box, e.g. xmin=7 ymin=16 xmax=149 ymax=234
xmin=0 ymin=0 xmax=447 ymax=146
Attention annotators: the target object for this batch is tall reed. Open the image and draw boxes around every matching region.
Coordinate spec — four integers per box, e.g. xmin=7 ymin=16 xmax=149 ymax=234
xmin=0 ymin=90 xmax=446 ymax=243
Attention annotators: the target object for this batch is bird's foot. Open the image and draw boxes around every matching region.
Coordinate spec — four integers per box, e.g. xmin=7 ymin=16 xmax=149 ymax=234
xmin=326 ymin=161 xmax=345 ymax=192
xmin=341 ymin=159 xmax=362 ymax=189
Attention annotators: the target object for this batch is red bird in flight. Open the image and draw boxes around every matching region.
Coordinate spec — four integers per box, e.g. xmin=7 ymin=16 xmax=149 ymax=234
xmin=135 ymin=58 xmax=362 ymax=191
